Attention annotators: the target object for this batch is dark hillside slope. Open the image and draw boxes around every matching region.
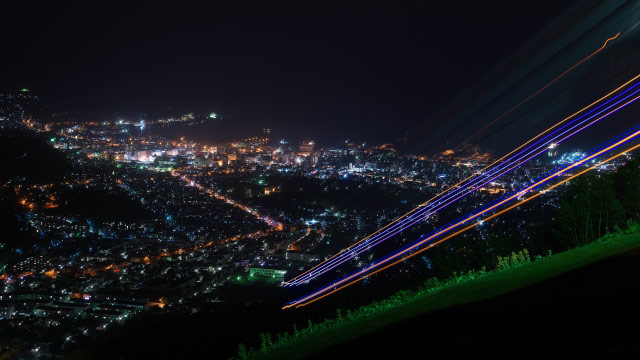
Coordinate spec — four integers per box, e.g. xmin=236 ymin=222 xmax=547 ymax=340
xmin=249 ymin=232 xmax=640 ymax=360
xmin=312 ymin=247 xmax=640 ymax=358
xmin=0 ymin=135 xmax=67 ymax=181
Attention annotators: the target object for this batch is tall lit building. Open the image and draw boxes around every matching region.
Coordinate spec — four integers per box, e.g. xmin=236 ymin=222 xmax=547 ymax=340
xmin=299 ymin=141 xmax=314 ymax=153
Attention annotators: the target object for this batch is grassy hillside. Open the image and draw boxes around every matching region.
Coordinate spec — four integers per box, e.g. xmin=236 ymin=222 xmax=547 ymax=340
xmin=240 ymin=227 xmax=640 ymax=359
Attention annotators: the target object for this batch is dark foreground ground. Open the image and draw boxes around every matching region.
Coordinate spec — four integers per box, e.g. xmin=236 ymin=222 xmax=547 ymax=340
xmin=309 ymin=248 xmax=640 ymax=359
xmin=69 ymin=243 xmax=640 ymax=360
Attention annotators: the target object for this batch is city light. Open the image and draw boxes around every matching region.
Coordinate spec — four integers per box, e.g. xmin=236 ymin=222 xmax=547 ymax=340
xmin=285 ymin=75 xmax=640 ymax=286
xmin=286 ymin=130 xmax=640 ymax=308
xmin=3 ymin=4 xmax=639 ymax=357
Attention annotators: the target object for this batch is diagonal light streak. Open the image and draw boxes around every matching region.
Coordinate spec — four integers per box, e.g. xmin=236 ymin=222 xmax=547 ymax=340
xmin=457 ymin=32 xmax=621 ymax=150
xmin=285 ymin=72 xmax=638 ymax=286
xmin=293 ymin=140 xmax=640 ymax=308
xmin=285 ymin=121 xmax=640 ymax=308
xmin=285 ymin=81 xmax=640 ymax=286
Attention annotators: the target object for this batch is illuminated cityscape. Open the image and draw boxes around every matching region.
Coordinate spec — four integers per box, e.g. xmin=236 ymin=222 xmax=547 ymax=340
xmin=2 ymin=1 xmax=640 ymax=359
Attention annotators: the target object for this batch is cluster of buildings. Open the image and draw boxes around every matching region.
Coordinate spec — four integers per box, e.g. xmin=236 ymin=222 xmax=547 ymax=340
xmin=1 ymin=91 xmax=632 ymax=357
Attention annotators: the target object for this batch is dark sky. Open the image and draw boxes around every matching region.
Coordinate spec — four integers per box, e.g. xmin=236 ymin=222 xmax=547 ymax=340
xmin=2 ymin=1 xmax=582 ymax=144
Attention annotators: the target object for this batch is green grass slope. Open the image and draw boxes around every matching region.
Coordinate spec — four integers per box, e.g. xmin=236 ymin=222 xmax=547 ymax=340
xmin=244 ymin=229 xmax=640 ymax=359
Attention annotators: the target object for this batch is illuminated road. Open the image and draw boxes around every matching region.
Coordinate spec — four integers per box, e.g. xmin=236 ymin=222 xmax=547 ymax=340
xmin=175 ymin=172 xmax=284 ymax=231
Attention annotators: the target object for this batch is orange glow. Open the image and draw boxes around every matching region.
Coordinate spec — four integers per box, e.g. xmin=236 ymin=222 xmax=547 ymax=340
xmin=44 ymin=269 xmax=59 ymax=278
xmin=18 ymin=271 xmax=33 ymax=278
xmin=285 ymin=71 xmax=638 ymax=286
xmin=81 ymin=268 xmax=97 ymax=277
xmin=44 ymin=202 xmax=59 ymax=208
xmin=288 ymin=140 xmax=640 ymax=308
xmin=289 ymin=244 xmax=302 ymax=251
xmin=149 ymin=297 xmax=168 ymax=308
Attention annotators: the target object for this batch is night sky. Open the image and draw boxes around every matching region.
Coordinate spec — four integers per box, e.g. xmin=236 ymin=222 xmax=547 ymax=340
xmin=2 ymin=1 xmax=609 ymax=146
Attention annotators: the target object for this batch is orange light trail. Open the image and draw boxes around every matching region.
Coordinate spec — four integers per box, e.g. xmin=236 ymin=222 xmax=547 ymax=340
xmin=286 ymin=117 xmax=640 ymax=307
xmin=458 ymin=32 xmax=621 ymax=149
xmin=285 ymin=70 xmax=637 ymax=286
xmin=289 ymin=140 xmax=640 ymax=308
